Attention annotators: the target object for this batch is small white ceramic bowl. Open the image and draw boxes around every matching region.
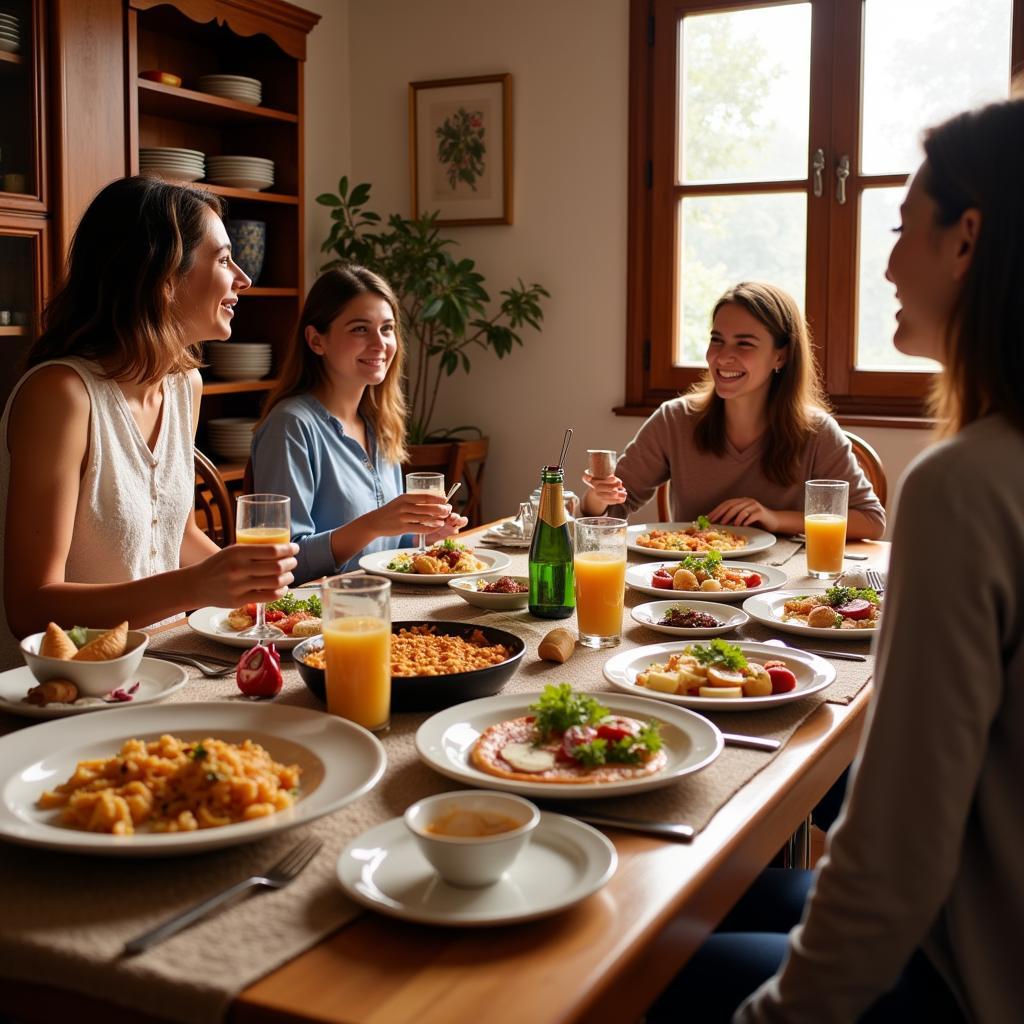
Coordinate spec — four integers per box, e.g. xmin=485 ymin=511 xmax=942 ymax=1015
xmin=448 ymin=574 xmax=530 ymax=611
xmin=404 ymin=790 xmax=540 ymax=887
xmin=20 ymin=628 xmax=150 ymax=695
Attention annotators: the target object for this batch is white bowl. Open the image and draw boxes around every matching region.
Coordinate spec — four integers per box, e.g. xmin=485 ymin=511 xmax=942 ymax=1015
xmin=20 ymin=629 xmax=150 ymax=696
xmin=448 ymin=574 xmax=530 ymax=611
xmin=404 ymin=790 xmax=540 ymax=887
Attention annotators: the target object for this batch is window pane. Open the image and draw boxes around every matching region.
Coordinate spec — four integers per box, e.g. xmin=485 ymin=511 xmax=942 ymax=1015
xmin=679 ymin=4 xmax=811 ymax=184
xmin=856 ymin=187 xmax=941 ymax=371
xmin=676 ymin=194 xmax=807 ymax=365
xmin=861 ymin=0 xmax=1012 ymax=175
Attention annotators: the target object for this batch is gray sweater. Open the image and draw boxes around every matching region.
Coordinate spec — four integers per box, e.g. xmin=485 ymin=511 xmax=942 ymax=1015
xmin=739 ymin=414 xmax=1024 ymax=1022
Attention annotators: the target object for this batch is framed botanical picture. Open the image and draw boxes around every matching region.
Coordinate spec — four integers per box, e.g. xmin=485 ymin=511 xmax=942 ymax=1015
xmin=409 ymin=73 xmax=512 ymax=226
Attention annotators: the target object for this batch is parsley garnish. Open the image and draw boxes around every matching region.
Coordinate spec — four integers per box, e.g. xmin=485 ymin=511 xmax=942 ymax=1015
xmin=530 ymin=684 xmax=609 ymax=741
xmin=191 ymin=744 xmax=208 ymax=762
xmin=266 ymin=592 xmax=322 ymax=616
xmin=676 ymin=549 xmax=723 ymax=575
xmin=695 ymin=514 xmax=711 ymax=530
xmin=824 ymin=586 xmax=879 ymax=607
xmin=685 ymin=638 xmax=748 ymax=670
xmin=572 ymin=738 xmax=608 ymax=766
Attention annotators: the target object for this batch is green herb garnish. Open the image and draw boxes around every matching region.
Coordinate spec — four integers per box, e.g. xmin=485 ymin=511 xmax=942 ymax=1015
xmin=695 ymin=514 xmax=711 ymax=530
xmin=685 ymin=638 xmax=748 ymax=670
xmin=530 ymin=684 xmax=609 ymax=741
xmin=676 ymin=549 xmax=723 ymax=575
xmin=67 ymin=626 xmax=89 ymax=649
xmin=571 ymin=738 xmax=609 ymax=766
xmin=824 ymin=586 xmax=880 ymax=607
xmin=191 ymin=744 xmax=208 ymax=762
xmin=266 ymin=592 xmax=322 ymax=615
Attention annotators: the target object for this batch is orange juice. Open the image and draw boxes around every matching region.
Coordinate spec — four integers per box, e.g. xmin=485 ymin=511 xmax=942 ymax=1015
xmin=237 ymin=527 xmax=292 ymax=545
xmin=805 ymin=514 xmax=846 ymax=577
xmin=574 ymin=551 xmax=627 ymax=640
xmin=323 ymin=615 xmax=391 ymax=731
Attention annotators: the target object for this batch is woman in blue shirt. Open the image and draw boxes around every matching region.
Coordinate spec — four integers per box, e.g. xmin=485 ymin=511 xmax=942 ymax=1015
xmin=252 ymin=266 xmax=467 ymax=582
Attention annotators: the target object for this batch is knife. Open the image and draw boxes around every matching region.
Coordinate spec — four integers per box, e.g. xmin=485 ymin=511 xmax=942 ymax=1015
xmin=542 ymin=806 xmax=694 ymax=841
xmin=763 ymin=639 xmax=868 ymax=663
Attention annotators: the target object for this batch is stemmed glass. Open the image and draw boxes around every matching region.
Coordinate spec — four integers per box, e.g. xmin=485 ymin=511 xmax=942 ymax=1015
xmin=235 ymin=493 xmax=291 ymax=640
xmin=405 ymin=472 xmax=444 ymax=552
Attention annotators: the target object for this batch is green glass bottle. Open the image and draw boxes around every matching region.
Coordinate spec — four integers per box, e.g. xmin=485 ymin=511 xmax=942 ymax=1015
xmin=529 ymin=465 xmax=575 ymax=619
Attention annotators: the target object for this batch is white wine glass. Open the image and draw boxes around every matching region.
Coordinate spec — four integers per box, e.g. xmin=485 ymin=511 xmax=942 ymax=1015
xmin=405 ymin=472 xmax=444 ymax=553
xmin=235 ymin=493 xmax=291 ymax=640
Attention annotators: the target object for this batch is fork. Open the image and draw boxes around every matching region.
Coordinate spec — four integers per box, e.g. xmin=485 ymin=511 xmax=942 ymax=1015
xmin=123 ymin=836 xmax=322 ymax=955
xmin=147 ymin=651 xmax=236 ymax=678
xmin=866 ymin=568 xmax=886 ymax=594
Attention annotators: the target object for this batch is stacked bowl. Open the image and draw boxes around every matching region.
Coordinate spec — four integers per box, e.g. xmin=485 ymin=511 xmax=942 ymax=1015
xmin=0 ymin=12 xmax=20 ymax=54
xmin=206 ymin=418 xmax=258 ymax=461
xmin=197 ymin=74 xmax=262 ymax=105
xmin=139 ymin=147 xmax=205 ymax=182
xmin=206 ymin=155 xmax=274 ymax=191
xmin=206 ymin=342 xmax=272 ymax=382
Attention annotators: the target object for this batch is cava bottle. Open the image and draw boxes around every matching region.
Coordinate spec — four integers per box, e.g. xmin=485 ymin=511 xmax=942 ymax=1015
xmin=528 ymin=465 xmax=575 ymax=619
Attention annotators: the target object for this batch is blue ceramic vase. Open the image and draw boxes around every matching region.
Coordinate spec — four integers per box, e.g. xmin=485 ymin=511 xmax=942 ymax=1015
xmin=225 ymin=219 xmax=266 ymax=285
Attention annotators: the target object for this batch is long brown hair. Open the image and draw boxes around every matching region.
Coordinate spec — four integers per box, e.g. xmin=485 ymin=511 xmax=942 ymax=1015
xmin=689 ymin=282 xmax=828 ymax=486
xmin=922 ymin=96 xmax=1024 ymax=436
xmin=260 ymin=266 xmax=408 ymax=463
xmin=30 ymin=176 xmax=225 ymax=383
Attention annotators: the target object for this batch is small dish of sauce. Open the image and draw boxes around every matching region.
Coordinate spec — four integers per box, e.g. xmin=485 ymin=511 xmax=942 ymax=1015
xmin=425 ymin=808 xmax=524 ymax=837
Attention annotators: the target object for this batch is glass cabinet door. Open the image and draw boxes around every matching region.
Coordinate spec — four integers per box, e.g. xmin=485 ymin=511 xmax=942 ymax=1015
xmin=0 ymin=0 xmax=43 ymax=205
xmin=0 ymin=222 xmax=47 ymax=409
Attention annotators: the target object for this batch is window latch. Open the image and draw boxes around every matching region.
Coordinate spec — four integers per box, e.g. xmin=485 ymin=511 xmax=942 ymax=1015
xmin=811 ymin=148 xmax=825 ymax=198
xmin=835 ymin=155 xmax=850 ymax=204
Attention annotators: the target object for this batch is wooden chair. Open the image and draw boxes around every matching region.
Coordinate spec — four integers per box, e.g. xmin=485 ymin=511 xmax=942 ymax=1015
xmin=194 ymin=447 xmax=235 ymax=546
xmin=653 ymin=428 xmax=888 ymax=520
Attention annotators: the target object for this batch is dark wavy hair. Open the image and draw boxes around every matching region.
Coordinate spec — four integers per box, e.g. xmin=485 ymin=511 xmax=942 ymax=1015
xmin=259 ymin=265 xmax=408 ymax=463
xmin=688 ymin=281 xmax=828 ymax=486
xmin=29 ymin=176 xmax=225 ymax=383
xmin=921 ymin=95 xmax=1024 ymax=435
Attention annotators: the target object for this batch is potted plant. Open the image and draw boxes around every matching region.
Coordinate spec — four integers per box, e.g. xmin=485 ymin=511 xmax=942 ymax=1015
xmin=315 ymin=178 xmax=549 ymax=447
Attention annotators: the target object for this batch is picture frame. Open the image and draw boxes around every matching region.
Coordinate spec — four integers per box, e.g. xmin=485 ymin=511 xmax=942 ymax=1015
xmin=409 ymin=73 xmax=512 ymax=226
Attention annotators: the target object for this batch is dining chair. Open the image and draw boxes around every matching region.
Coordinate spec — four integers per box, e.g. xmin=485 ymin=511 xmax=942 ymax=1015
xmin=653 ymin=429 xmax=888 ymax=520
xmin=194 ymin=447 xmax=235 ymax=546
xmin=241 ymin=457 xmax=254 ymax=497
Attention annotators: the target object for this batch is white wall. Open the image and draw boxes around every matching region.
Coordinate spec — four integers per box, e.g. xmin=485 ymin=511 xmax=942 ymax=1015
xmin=302 ymin=0 xmax=930 ymax=523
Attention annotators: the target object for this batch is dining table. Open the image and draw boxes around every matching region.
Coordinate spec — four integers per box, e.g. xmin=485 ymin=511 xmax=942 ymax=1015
xmin=0 ymin=522 xmax=888 ymax=1024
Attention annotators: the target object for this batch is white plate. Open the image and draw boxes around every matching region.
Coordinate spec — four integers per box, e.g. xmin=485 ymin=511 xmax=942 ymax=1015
xmin=360 ymin=547 xmax=511 ymax=584
xmin=603 ymin=640 xmax=836 ymax=711
xmin=630 ymin=599 xmax=749 ymax=638
xmin=0 ymin=658 xmax=189 ymax=719
xmin=140 ymin=146 xmax=205 ymax=158
xmin=206 ymin=176 xmax=274 ymax=190
xmin=447 ymin=574 xmax=530 ymax=610
xmin=415 ymin=691 xmax=722 ymax=799
xmin=625 ymin=560 xmax=788 ymax=601
xmin=337 ymin=811 xmax=616 ymax=927
xmin=0 ymin=39 xmax=18 ymax=53
xmin=742 ymin=590 xmax=879 ymax=641
xmin=144 ymin=169 xmax=204 ymax=183
xmin=627 ymin=522 xmax=777 ymax=559
xmin=188 ymin=586 xmax=320 ymax=649
xmin=0 ymin=702 xmax=386 ymax=856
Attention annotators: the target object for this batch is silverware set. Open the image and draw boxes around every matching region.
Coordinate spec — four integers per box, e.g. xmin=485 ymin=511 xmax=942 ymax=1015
xmin=148 ymin=649 xmax=237 ymax=677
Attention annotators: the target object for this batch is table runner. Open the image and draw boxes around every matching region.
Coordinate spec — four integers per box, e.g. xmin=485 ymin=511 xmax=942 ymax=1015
xmin=0 ymin=539 xmax=875 ymax=1023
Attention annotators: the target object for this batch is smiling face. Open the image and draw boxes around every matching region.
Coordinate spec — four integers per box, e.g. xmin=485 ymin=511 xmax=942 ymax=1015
xmin=705 ymin=302 xmax=786 ymax=403
xmin=174 ymin=206 xmax=251 ymax=342
xmin=306 ymin=292 xmax=398 ymax=389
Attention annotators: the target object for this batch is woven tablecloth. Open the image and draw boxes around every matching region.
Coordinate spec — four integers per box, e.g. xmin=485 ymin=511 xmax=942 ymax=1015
xmin=0 ymin=539 xmax=876 ymax=1023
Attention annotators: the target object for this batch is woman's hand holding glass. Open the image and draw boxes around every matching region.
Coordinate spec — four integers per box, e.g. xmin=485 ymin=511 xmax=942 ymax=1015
xmin=367 ymin=492 xmax=458 ymax=539
xmin=188 ymin=539 xmax=298 ymax=610
xmin=582 ymin=471 xmax=628 ymax=510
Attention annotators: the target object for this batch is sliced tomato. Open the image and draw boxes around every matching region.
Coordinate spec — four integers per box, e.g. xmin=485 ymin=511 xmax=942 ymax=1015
xmin=837 ymin=598 xmax=872 ymax=620
xmin=596 ymin=716 xmax=642 ymax=743
xmin=744 ymin=572 xmax=762 ymax=588
xmin=278 ymin=611 xmax=312 ymax=636
xmin=562 ymin=724 xmax=598 ymax=760
xmin=651 ymin=568 xmax=674 ymax=590
xmin=767 ymin=666 xmax=798 ymax=694
xmin=264 ymin=608 xmax=287 ymax=623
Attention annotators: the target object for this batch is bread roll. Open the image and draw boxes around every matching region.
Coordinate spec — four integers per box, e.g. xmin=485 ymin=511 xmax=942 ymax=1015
xmin=72 ymin=621 xmax=129 ymax=662
xmin=40 ymin=622 xmax=77 ymax=660
xmin=538 ymin=628 xmax=575 ymax=663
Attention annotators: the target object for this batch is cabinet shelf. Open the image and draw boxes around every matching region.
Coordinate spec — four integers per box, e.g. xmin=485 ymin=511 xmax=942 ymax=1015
xmin=140 ymin=174 xmax=299 ymax=205
xmin=0 ymin=51 xmax=26 ymax=74
xmin=137 ymin=78 xmax=298 ymax=125
xmin=0 ymin=325 xmax=30 ymax=337
xmin=202 ymin=378 xmax=276 ymax=395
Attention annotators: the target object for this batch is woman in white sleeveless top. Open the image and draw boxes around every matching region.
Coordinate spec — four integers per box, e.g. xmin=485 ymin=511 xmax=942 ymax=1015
xmin=0 ymin=176 xmax=298 ymax=667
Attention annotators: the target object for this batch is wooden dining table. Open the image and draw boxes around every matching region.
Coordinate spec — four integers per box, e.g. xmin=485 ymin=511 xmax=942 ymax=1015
xmin=1 ymin=528 xmax=887 ymax=1024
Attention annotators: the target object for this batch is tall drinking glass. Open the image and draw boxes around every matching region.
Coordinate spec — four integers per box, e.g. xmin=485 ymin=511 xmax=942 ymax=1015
xmin=574 ymin=516 xmax=628 ymax=648
xmin=235 ymin=493 xmax=291 ymax=640
xmin=321 ymin=576 xmax=391 ymax=734
xmin=405 ymin=471 xmax=444 ymax=552
xmin=805 ymin=479 xmax=849 ymax=579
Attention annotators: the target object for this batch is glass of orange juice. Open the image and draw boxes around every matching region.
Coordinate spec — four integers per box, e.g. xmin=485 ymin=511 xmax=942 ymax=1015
xmin=804 ymin=479 xmax=849 ymax=579
xmin=236 ymin=493 xmax=291 ymax=640
xmin=321 ymin=575 xmax=391 ymax=734
xmin=573 ymin=516 xmax=628 ymax=648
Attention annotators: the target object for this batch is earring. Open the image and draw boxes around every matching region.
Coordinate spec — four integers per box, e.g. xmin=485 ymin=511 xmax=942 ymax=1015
xmin=774 ymin=366 xmax=782 ymax=375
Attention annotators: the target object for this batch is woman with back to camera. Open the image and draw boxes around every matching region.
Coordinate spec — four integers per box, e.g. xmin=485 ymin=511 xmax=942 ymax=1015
xmin=251 ymin=266 xmax=467 ymax=583
xmin=648 ymin=95 xmax=1024 ymax=1022
xmin=582 ymin=282 xmax=885 ymax=540
xmin=0 ymin=176 xmax=299 ymax=669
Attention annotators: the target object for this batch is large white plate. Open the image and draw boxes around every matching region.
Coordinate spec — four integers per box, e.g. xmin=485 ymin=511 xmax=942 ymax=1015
xmin=743 ymin=590 xmax=879 ymax=641
xmin=0 ymin=658 xmax=189 ymax=719
xmin=415 ymin=691 xmax=722 ymax=799
xmin=604 ymin=640 xmax=836 ymax=711
xmin=630 ymin=599 xmax=749 ymax=638
xmin=0 ymin=702 xmax=386 ymax=856
xmin=188 ymin=586 xmax=320 ymax=649
xmin=360 ymin=547 xmax=511 ymax=585
xmin=625 ymin=560 xmax=788 ymax=602
xmin=627 ymin=522 xmax=776 ymax=559
xmin=337 ymin=811 xmax=616 ymax=926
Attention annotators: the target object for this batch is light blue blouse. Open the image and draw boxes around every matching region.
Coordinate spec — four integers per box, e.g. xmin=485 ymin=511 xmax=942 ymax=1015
xmin=250 ymin=394 xmax=412 ymax=582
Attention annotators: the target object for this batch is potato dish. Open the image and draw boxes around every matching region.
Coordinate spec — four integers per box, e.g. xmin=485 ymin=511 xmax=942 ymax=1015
xmin=781 ymin=586 xmax=881 ymax=630
xmin=636 ymin=518 xmax=746 ymax=553
xmin=650 ymin=551 xmax=762 ymax=593
xmin=636 ymin=639 xmax=797 ymax=699
xmin=387 ymin=539 xmax=485 ymax=575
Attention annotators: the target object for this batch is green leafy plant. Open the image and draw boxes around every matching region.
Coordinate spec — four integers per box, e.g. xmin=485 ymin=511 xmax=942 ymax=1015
xmin=316 ymin=178 xmax=549 ymax=444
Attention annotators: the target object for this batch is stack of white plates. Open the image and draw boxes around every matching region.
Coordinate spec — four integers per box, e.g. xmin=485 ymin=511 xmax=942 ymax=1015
xmin=205 ymin=155 xmax=274 ymax=191
xmin=0 ymin=12 xmax=21 ymax=54
xmin=197 ymin=74 xmax=262 ymax=105
xmin=206 ymin=418 xmax=258 ymax=461
xmin=206 ymin=342 xmax=272 ymax=382
xmin=139 ymin=147 xmax=205 ymax=183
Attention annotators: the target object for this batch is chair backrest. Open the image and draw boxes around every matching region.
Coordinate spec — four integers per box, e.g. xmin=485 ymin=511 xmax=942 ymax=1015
xmin=194 ymin=447 xmax=235 ymax=546
xmin=241 ymin=457 xmax=254 ymax=497
xmin=654 ymin=429 xmax=887 ymax=520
